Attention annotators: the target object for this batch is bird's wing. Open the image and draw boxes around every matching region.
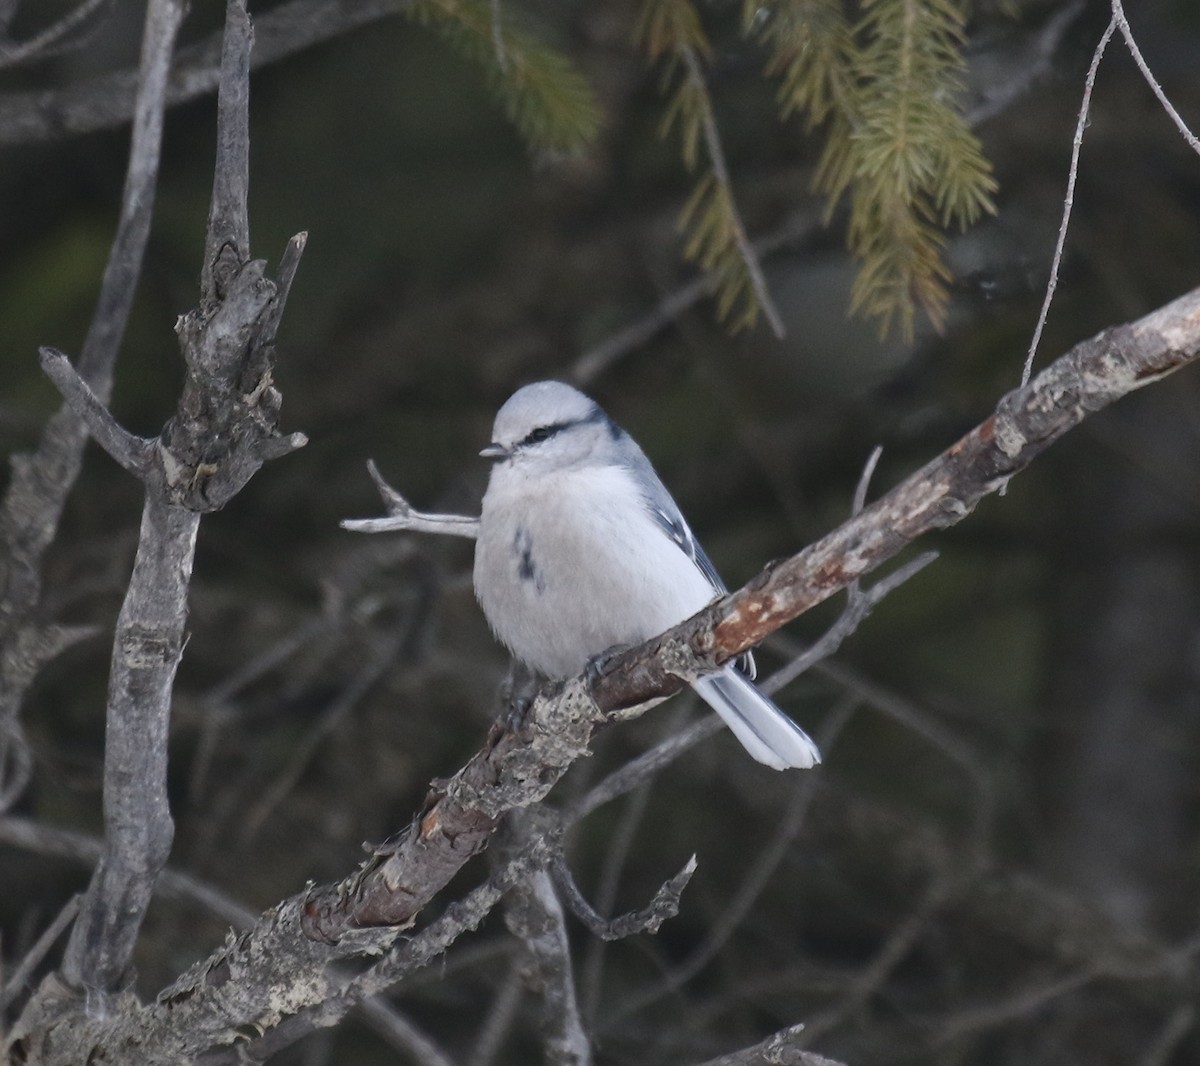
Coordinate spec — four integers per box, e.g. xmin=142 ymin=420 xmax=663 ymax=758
xmin=617 ymin=440 xmax=757 ymax=678
xmin=648 ymin=501 xmax=727 ymax=593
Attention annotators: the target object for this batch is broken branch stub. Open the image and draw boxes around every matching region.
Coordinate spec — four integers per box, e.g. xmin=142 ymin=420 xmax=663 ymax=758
xmin=162 ymin=252 xmax=307 ymax=511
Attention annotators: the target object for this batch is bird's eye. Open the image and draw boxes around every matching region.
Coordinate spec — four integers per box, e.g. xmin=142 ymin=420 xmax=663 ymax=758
xmin=523 ymin=425 xmax=555 ymax=446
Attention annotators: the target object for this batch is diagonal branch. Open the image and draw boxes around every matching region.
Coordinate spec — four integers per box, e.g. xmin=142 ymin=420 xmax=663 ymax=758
xmin=37 ymin=348 xmax=153 ymax=475
xmin=678 ymin=45 xmax=784 ymax=337
xmin=16 ymin=287 xmax=1200 ymax=1064
xmin=0 ymin=0 xmax=113 ymax=71
xmin=590 ymin=286 xmax=1200 ymax=710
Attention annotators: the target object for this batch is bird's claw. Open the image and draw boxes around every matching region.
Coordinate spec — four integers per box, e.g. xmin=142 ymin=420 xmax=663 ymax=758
xmin=502 ymin=693 xmax=533 ymax=731
xmin=585 ymin=643 xmax=632 ymax=687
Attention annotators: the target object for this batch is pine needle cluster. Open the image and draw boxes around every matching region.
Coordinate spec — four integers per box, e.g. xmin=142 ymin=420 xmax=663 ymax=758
xmin=638 ymin=0 xmax=785 ymax=335
xmin=409 ymin=0 xmax=601 ymax=157
xmin=410 ymin=0 xmax=998 ymax=340
xmin=641 ymin=0 xmax=995 ymax=339
xmin=804 ymin=0 xmax=997 ymax=337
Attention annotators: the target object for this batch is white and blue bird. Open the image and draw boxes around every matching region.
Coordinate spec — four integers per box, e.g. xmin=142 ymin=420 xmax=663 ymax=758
xmin=472 ymin=381 xmax=820 ymax=771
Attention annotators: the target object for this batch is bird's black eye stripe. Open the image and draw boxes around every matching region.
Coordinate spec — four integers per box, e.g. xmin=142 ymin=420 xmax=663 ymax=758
xmin=520 ymin=422 xmax=567 ymax=447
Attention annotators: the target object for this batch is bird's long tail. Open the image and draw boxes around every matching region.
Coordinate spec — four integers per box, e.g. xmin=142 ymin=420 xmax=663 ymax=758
xmin=691 ymin=666 xmax=821 ymax=771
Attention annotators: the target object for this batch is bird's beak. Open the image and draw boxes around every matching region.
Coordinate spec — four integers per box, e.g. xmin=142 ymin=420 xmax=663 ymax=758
xmin=479 ymin=442 xmax=509 ymax=460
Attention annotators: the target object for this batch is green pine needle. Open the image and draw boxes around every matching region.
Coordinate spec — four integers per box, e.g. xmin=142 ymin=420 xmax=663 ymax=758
xmin=744 ymin=0 xmax=853 ymax=129
xmin=635 ymin=0 xmax=712 ymax=61
xmin=410 ymin=0 xmax=602 ymax=156
xmin=639 ymin=0 xmax=779 ymax=334
xmin=755 ymin=0 xmax=997 ymax=339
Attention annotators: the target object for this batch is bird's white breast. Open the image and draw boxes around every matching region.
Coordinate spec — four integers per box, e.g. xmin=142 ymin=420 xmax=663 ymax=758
xmin=473 ymin=462 xmax=716 ymax=678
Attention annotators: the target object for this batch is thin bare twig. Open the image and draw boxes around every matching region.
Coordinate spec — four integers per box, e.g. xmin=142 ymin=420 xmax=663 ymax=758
xmin=343 ymin=460 xmax=481 ymax=538
xmin=570 ymin=210 xmax=820 ymax=386
xmin=469 ymin=953 xmax=524 ymax=1066
xmin=765 ymin=551 xmax=937 ymax=694
xmin=0 ymin=895 xmax=81 ymax=1012
xmin=579 ymin=771 xmax=656 ymax=1020
xmin=187 ymin=611 xmax=333 ymax=803
xmin=763 ymin=445 xmax=937 ymax=691
xmin=0 ymin=0 xmax=113 ymax=70
xmin=356 ymin=1000 xmax=460 ymax=1066
xmin=238 ymin=626 xmax=407 ymax=842
xmin=0 ymin=816 xmax=254 ymax=929
xmin=1020 ymin=16 xmax=1116 ymax=388
xmin=1111 ymin=0 xmax=1200 ymax=157
xmin=932 ymin=969 xmax=1097 ymax=1046
xmin=550 ymin=847 xmax=697 ymax=942
xmin=37 ymin=348 xmax=152 ymax=475
xmin=566 ymin=715 xmax=720 ymax=823
xmin=607 ymin=698 xmax=855 ymax=1027
xmin=965 ymin=0 xmax=1086 ymax=127
xmin=799 ymin=867 xmax=958 ymax=1045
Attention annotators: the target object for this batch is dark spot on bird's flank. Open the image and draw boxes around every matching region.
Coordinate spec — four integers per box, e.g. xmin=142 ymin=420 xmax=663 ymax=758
xmin=514 ymin=526 xmax=540 ymax=589
xmin=520 ymin=550 xmax=538 ymax=583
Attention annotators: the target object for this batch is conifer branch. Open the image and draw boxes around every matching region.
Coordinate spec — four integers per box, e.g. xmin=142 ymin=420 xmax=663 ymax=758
xmin=639 ymin=0 xmax=784 ymax=336
xmin=409 ymin=0 xmax=600 ymax=155
xmin=744 ymin=0 xmax=851 ymax=128
xmin=751 ymin=0 xmax=996 ymax=339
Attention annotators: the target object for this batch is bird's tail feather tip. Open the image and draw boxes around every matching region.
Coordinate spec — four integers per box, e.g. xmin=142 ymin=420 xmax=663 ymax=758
xmin=692 ymin=668 xmax=821 ymax=771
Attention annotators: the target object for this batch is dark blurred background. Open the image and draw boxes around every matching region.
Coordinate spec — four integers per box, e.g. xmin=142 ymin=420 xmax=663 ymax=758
xmin=2 ymin=0 xmax=1200 ymax=1063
